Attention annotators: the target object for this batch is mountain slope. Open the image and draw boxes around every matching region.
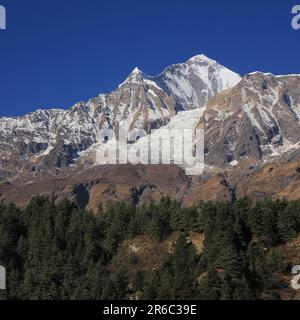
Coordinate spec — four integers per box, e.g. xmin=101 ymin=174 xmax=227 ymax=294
xmin=155 ymin=54 xmax=241 ymax=110
xmin=197 ymin=72 xmax=300 ymax=168
xmin=0 ymin=55 xmax=241 ymax=182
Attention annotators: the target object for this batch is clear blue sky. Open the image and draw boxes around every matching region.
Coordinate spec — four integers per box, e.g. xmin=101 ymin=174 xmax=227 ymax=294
xmin=0 ymin=0 xmax=299 ymax=117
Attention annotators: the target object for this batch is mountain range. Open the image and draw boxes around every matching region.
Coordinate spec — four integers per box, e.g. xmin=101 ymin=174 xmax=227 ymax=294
xmin=1 ymin=54 xmax=300 ymax=209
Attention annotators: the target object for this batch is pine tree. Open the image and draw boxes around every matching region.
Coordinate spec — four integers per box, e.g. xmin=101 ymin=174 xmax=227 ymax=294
xmin=277 ymin=204 xmax=297 ymax=242
xmin=196 ymin=268 xmax=221 ymax=300
xmin=267 ymin=248 xmax=287 ymax=273
xmin=102 ymin=268 xmax=129 ymax=300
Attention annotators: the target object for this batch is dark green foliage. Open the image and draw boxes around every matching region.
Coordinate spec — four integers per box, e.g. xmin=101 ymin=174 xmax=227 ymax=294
xmin=141 ymin=235 xmax=198 ymax=300
xmin=267 ymin=248 xmax=288 ymax=273
xmin=0 ymin=196 xmax=299 ymax=300
xmin=277 ymin=201 xmax=299 ymax=242
xmin=102 ymin=268 xmax=129 ymax=300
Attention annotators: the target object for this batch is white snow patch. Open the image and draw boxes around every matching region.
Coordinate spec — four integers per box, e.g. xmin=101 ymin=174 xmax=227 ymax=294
xmin=229 ymin=160 xmax=239 ymax=167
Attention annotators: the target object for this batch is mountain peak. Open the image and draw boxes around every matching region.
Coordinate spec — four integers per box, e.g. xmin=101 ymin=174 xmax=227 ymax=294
xmin=119 ymin=67 xmax=145 ymax=87
xmin=246 ymin=71 xmax=274 ymax=77
xmin=188 ymin=54 xmax=217 ymax=64
xmin=130 ymin=67 xmax=142 ymax=75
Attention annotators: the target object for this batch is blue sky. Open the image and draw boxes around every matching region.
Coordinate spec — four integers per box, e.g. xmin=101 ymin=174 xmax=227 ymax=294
xmin=0 ymin=0 xmax=299 ymax=117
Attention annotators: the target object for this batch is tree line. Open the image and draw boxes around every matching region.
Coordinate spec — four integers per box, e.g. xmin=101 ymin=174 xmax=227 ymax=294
xmin=0 ymin=196 xmax=299 ymax=300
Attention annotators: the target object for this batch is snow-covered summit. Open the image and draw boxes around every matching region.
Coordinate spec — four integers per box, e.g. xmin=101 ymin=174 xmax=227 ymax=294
xmin=188 ymin=54 xmax=218 ymax=64
xmin=154 ymin=54 xmax=241 ymax=110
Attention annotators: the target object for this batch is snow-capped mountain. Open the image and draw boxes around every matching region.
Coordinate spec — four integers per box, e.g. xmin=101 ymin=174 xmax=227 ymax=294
xmin=155 ymin=54 xmax=241 ymax=110
xmin=2 ymin=55 xmax=300 ymax=208
xmin=92 ymin=71 xmax=300 ymax=174
xmin=0 ymin=54 xmax=241 ymax=182
xmin=2 ymin=53 xmax=300 ymax=187
xmin=198 ymin=72 xmax=300 ymax=167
